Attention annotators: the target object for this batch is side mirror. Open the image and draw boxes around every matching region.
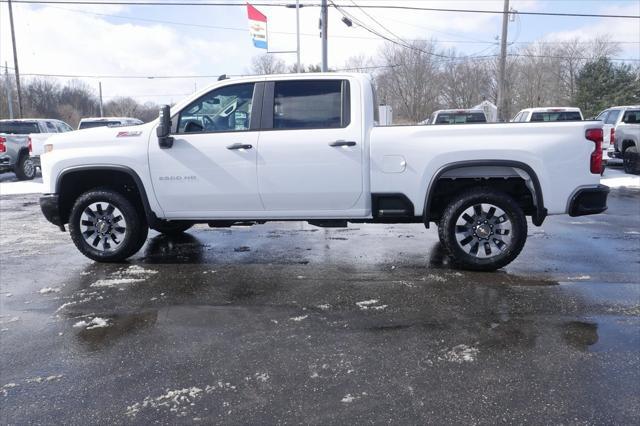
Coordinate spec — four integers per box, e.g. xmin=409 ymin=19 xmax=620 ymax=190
xmin=157 ymin=105 xmax=174 ymax=148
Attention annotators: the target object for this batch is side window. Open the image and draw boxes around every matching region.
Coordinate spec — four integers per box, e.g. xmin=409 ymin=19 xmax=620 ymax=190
xmin=604 ymin=109 xmax=621 ymax=125
xmin=595 ymin=110 xmax=609 ymax=121
xmin=512 ymin=112 xmax=522 ymax=122
xmin=45 ymin=121 xmax=58 ymax=133
xmin=178 ymin=83 xmax=255 ymax=134
xmin=272 ymin=80 xmax=349 ymax=130
xmin=520 ymin=112 xmax=529 ymax=122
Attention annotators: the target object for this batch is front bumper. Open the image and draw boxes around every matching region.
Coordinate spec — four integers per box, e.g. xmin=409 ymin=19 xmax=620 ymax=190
xmin=40 ymin=194 xmax=63 ymax=228
xmin=568 ymin=185 xmax=609 ymax=217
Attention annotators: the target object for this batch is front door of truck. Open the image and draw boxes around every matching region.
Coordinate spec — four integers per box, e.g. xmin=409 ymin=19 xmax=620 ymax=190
xmin=149 ymin=82 xmax=264 ymax=217
xmin=257 ymin=79 xmax=364 ymax=213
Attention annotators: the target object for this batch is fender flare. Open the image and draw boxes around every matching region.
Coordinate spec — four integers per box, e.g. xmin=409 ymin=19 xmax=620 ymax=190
xmin=423 ymin=160 xmax=547 ymax=227
xmin=56 ymin=165 xmax=160 ymax=226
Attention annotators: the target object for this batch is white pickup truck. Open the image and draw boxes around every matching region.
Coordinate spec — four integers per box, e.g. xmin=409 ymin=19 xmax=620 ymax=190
xmin=39 ymin=73 xmax=609 ymax=271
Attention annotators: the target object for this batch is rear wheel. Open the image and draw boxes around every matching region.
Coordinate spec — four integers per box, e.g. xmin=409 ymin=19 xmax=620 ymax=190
xmin=69 ymin=189 xmax=148 ymax=262
xmin=623 ymin=146 xmax=640 ymax=174
xmin=150 ymin=220 xmax=193 ymax=235
xmin=439 ymin=188 xmax=527 ymax=271
xmin=14 ymin=154 xmax=36 ymax=180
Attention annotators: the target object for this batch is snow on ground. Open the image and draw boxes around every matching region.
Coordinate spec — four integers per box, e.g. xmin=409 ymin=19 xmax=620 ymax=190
xmin=74 ymin=317 xmax=111 ymax=330
xmin=601 ymin=167 xmax=640 ymax=189
xmin=0 ymin=173 xmax=44 ymax=195
xmin=443 ymin=344 xmax=479 ymax=363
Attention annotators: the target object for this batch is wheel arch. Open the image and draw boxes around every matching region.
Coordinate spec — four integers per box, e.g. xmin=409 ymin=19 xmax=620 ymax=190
xmin=423 ymin=160 xmax=547 ymax=227
xmin=55 ymin=165 xmax=158 ymax=226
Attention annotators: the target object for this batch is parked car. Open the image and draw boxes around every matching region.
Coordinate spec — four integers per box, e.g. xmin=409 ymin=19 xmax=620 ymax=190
xmin=422 ymin=109 xmax=487 ymax=125
xmin=609 ymin=109 xmax=640 ymax=174
xmin=78 ymin=117 xmax=143 ymax=130
xmin=594 ymin=105 xmax=640 ymax=167
xmin=0 ymin=133 xmax=35 ymax=180
xmin=39 ymin=73 xmax=608 ymax=271
xmin=0 ymin=118 xmax=73 ymax=171
xmin=512 ymin=107 xmax=583 ymax=122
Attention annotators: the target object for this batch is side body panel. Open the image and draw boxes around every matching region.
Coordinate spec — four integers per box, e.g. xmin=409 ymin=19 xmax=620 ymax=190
xmin=370 ymin=121 xmax=603 ymax=216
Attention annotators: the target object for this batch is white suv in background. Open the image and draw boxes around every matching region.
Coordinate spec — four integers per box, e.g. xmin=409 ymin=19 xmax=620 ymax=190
xmin=78 ymin=117 xmax=143 ymax=130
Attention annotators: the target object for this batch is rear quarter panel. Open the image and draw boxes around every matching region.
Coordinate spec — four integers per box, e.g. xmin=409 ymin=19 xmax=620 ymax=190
xmin=370 ymin=121 xmax=603 ymax=216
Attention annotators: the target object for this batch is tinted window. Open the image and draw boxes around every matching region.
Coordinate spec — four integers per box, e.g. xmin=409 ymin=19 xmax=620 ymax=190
xmin=604 ymin=109 xmax=621 ymax=125
xmin=530 ymin=111 xmax=582 ymax=122
xmin=46 ymin=121 xmax=58 ymax=132
xmin=595 ymin=110 xmax=609 ymax=121
xmin=178 ymin=83 xmax=254 ymax=133
xmin=0 ymin=122 xmax=39 ymax=134
xmin=56 ymin=122 xmax=73 ymax=132
xmin=622 ymin=110 xmax=640 ymax=123
xmin=434 ymin=112 xmax=486 ymax=124
xmin=79 ymin=120 xmax=123 ymax=129
xmin=273 ymin=80 xmax=348 ymax=129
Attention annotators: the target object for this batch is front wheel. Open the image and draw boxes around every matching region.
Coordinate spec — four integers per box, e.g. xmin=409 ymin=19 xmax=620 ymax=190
xmin=14 ymin=155 xmax=36 ymax=180
xmin=69 ymin=189 xmax=148 ymax=262
xmin=150 ymin=220 xmax=193 ymax=236
xmin=439 ymin=188 xmax=527 ymax=271
xmin=623 ymin=146 xmax=640 ymax=174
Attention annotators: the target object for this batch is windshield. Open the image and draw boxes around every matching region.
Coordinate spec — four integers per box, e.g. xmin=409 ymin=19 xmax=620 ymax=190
xmin=530 ymin=111 xmax=582 ymax=122
xmin=0 ymin=122 xmax=40 ymax=134
xmin=434 ymin=112 xmax=486 ymax=124
xmin=79 ymin=120 xmax=122 ymax=129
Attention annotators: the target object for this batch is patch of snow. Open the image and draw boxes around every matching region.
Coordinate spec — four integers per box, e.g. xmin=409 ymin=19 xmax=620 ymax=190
xmin=425 ymin=274 xmax=447 ymax=283
xmin=356 ymin=299 xmax=379 ymax=308
xmin=0 ymin=177 xmax=44 ymax=195
xmin=90 ymin=278 xmax=145 ymax=288
xmin=0 ymin=317 xmax=19 ymax=325
xmin=624 ymin=231 xmax=640 ymax=235
xmin=123 ymin=265 xmax=158 ymax=275
xmin=74 ymin=317 xmax=110 ymax=330
xmin=73 ymin=320 xmax=89 ymax=328
xmin=290 ymin=315 xmax=308 ymax=322
xmin=1 ymin=383 xmax=18 ymax=396
xmin=26 ymin=375 xmax=62 ymax=384
xmin=568 ymin=275 xmax=591 ymax=280
xmin=601 ymin=169 xmax=640 ymax=189
xmin=4 ymin=293 xmax=12 ymax=297
xmin=39 ymin=287 xmax=61 ymax=294
xmin=254 ymin=372 xmax=269 ymax=382
xmin=341 ymin=394 xmax=357 ymax=403
xmin=316 ymin=304 xmax=331 ymax=310
xmin=126 ymin=387 xmax=204 ymax=418
xmin=444 ymin=345 xmax=479 ymax=363
xmin=371 ymin=305 xmax=388 ymax=311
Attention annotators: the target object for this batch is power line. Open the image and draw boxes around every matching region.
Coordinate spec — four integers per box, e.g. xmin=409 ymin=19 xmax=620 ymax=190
xmin=1 ymin=1 xmax=639 ymax=19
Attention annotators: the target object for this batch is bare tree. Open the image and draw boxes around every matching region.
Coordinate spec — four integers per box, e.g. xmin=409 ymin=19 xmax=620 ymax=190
xmin=376 ymin=40 xmax=443 ymax=123
xmin=251 ymin=54 xmax=286 ymax=75
xmin=104 ymin=96 xmax=139 ymax=117
xmin=440 ymin=53 xmax=492 ymax=109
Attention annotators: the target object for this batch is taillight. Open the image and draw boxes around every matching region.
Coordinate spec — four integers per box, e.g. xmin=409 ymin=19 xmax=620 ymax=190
xmin=610 ymin=128 xmax=615 ymax=146
xmin=0 ymin=136 xmax=6 ymax=153
xmin=585 ymin=128 xmax=603 ymax=174
xmin=28 ymin=136 xmax=32 ymax=153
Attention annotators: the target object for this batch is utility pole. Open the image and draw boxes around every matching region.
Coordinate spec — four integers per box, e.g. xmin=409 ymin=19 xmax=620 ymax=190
xmin=8 ymin=0 xmax=23 ymax=118
xmin=295 ymin=0 xmax=301 ymax=72
xmin=320 ymin=0 xmax=328 ymax=71
xmin=4 ymin=62 xmax=14 ymax=119
xmin=496 ymin=0 xmax=509 ymax=122
xmin=98 ymin=82 xmax=104 ymax=117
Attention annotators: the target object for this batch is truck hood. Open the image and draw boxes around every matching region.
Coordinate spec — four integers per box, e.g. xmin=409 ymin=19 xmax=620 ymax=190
xmin=46 ymin=122 xmax=155 ymax=150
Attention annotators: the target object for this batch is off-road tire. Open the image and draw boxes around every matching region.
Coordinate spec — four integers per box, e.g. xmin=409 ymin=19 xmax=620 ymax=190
xmin=439 ymin=188 xmax=527 ymax=271
xmin=14 ymin=154 xmax=36 ymax=180
xmin=623 ymin=146 xmax=640 ymax=175
xmin=69 ymin=189 xmax=148 ymax=262
xmin=150 ymin=220 xmax=193 ymax=236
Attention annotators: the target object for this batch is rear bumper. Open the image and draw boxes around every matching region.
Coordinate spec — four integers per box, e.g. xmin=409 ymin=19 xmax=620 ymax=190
xmin=568 ymin=185 xmax=609 ymax=217
xmin=40 ymin=194 xmax=63 ymax=227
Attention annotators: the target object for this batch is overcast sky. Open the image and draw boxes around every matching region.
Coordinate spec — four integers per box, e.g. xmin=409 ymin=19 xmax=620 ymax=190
xmin=0 ymin=0 xmax=638 ymax=105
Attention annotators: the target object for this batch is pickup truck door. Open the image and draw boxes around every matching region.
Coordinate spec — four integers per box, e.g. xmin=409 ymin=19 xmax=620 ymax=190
xmin=257 ymin=79 xmax=364 ymax=212
xmin=148 ymin=82 xmax=264 ymax=216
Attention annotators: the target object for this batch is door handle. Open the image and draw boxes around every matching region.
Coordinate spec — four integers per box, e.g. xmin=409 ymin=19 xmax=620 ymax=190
xmin=226 ymin=143 xmax=253 ymax=150
xmin=329 ymin=140 xmax=356 ymax=147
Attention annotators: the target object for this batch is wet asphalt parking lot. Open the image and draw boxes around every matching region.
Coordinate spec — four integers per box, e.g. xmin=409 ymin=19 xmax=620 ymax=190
xmin=1 ymin=172 xmax=639 ymax=425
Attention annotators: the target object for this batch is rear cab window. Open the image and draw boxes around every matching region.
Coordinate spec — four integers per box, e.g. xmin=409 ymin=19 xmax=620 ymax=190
xmin=622 ymin=110 xmax=640 ymax=124
xmin=434 ymin=112 xmax=486 ymax=124
xmin=271 ymin=80 xmax=350 ymax=129
xmin=0 ymin=122 xmax=39 ymax=134
xmin=530 ymin=111 xmax=582 ymax=122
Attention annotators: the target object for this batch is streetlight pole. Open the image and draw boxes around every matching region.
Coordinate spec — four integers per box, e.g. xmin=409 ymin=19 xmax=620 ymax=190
xmin=321 ymin=0 xmax=328 ymax=71
xmin=295 ymin=0 xmax=301 ymax=72
xmin=496 ymin=0 xmax=510 ymax=122
xmin=7 ymin=0 xmax=23 ymax=118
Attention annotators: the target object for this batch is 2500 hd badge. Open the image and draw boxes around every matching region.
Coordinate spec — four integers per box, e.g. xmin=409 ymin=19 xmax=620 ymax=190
xmin=158 ymin=175 xmax=197 ymax=181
